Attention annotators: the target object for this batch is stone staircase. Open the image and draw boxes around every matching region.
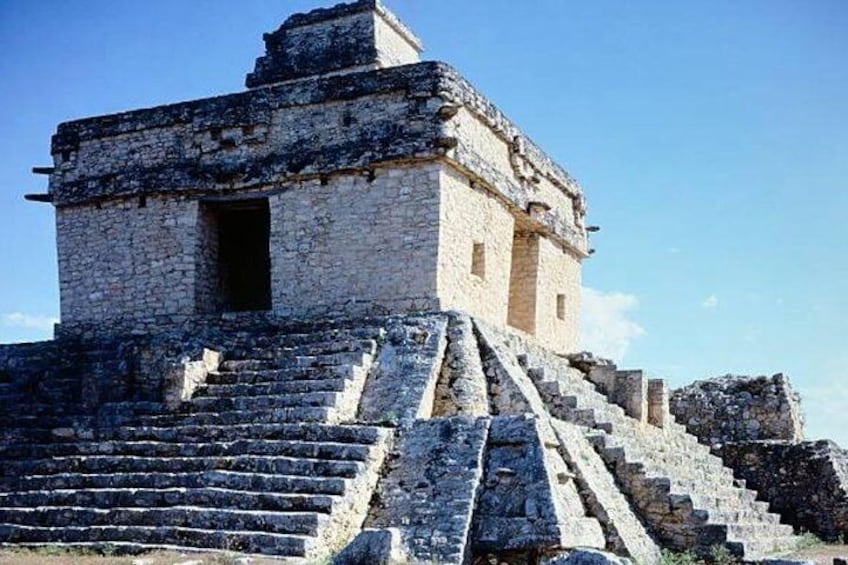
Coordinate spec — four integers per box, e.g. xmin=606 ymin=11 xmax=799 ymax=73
xmin=517 ymin=354 xmax=800 ymax=561
xmin=0 ymin=327 xmax=392 ymax=560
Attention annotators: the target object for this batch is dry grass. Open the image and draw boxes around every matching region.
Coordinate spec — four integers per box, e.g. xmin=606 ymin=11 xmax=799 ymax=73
xmin=788 ymin=543 xmax=848 ymax=564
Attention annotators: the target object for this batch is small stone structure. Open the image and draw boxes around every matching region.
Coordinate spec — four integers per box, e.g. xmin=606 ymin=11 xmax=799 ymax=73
xmin=1 ymin=1 xmax=844 ymax=563
xmin=669 ymin=374 xmax=848 ymax=544
xmin=718 ymin=440 xmax=848 ymax=542
xmin=670 ymin=374 xmax=805 ymax=445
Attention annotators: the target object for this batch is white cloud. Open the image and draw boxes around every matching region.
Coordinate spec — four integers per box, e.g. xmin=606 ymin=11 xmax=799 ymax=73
xmin=701 ymin=295 xmax=719 ymax=309
xmin=1 ymin=312 xmax=59 ymax=331
xmin=580 ymin=287 xmax=645 ymax=362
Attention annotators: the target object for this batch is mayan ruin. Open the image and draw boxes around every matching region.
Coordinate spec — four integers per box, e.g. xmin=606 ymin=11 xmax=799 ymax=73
xmin=0 ymin=1 xmax=846 ymax=564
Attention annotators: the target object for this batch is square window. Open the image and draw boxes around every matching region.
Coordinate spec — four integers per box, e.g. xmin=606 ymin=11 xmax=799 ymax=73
xmin=471 ymin=242 xmax=486 ymax=279
xmin=557 ymin=294 xmax=566 ymax=320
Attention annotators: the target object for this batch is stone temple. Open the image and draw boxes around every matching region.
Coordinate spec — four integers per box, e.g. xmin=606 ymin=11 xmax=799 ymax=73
xmin=1 ymin=1 xmax=846 ymax=564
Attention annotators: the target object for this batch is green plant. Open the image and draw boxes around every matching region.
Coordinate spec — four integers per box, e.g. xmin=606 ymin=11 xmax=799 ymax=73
xmin=708 ymin=544 xmax=739 ymax=565
xmin=378 ymin=411 xmax=399 ymax=426
xmin=659 ymin=549 xmax=703 ymax=565
xmin=796 ymin=531 xmax=824 ymax=550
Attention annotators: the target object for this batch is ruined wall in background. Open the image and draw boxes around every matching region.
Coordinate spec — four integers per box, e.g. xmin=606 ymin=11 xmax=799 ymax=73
xmin=670 ymin=374 xmax=804 ymax=445
xmin=717 ymin=440 xmax=848 ymax=542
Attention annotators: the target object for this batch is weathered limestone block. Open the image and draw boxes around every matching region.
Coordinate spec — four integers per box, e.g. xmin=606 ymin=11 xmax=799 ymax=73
xmin=612 ymin=370 xmax=646 ymax=422
xmin=647 ymin=379 xmax=669 ymax=429
xmin=433 ymin=313 xmax=489 ymax=417
xmin=587 ymin=365 xmax=617 ymax=396
xmin=550 ymin=419 xmax=662 ymax=565
xmin=716 ymin=439 xmax=848 ymax=542
xmin=246 ymin=0 xmax=423 ymax=88
xmin=358 ymin=314 xmax=448 ymax=426
xmin=270 ymin=165 xmax=443 ymax=322
xmin=670 ymin=373 xmax=804 ymax=445
xmin=163 ymin=348 xmax=222 ymax=409
xmin=474 ymin=318 xmax=548 ymax=417
xmin=366 ymin=416 xmax=490 ymax=565
xmin=333 ymin=528 xmax=408 ymax=565
xmin=472 ymin=415 xmax=604 ymax=553
xmin=542 ymin=548 xmax=634 ymax=565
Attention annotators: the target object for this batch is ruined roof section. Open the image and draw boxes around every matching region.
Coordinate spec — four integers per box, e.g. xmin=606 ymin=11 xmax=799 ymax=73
xmin=245 ymin=0 xmax=423 ymax=88
xmin=49 ymin=63 xmax=588 ymax=255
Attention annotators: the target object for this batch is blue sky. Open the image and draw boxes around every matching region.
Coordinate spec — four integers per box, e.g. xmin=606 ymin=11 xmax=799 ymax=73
xmin=0 ymin=1 xmax=845 ymax=445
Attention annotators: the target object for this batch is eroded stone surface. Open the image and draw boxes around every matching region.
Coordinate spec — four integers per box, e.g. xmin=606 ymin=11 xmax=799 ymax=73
xmin=357 ymin=314 xmax=448 ymax=426
xmin=717 ymin=440 xmax=848 ymax=542
xmin=670 ymin=374 xmax=804 ymax=445
xmin=366 ymin=416 xmax=490 ymax=565
xmin=433 ymin=313 xmax=489 ymax=417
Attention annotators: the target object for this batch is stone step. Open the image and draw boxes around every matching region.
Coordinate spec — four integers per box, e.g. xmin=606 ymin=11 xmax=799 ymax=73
xmin=135 ymin=406 xmax=334 ymax=427
xmin=0 ymin=506 xmax=325 ymax=536
xmin=0 ymin=439 xmax=373 ymax=462
xmin=224 ymin=339 xmax=377 ymax=360
xmin=206 ymin=365 xmax=358 ymax=386
xmin=637 ymin=467 xmax=743 ymax=499
xmin=0 ymin=487 xmax=337 ymax=514
xmin=0 ymin=523 xmax=311 ymax=556
xmin=724 ymin=535 xmax=801 ymax=560
xmin=228 ymin=327 xmax=383 ymax=350
xmin=198 ymin=378 xmax=350 ymax=398
xmin=1 ymin=454 xmax=365 ymax=479
xmin=650 ymin=479 xmax=761 ymax=511
xmin=692 ymin=507 xmax=781 ymax=526
xmin=0 ymin=414 xmax=85 ymax=431
xmin=181 ymin=392 xmax=341 ymax=413
xmin=219 ymin=351 xmax=369 ymax=372
xmin=6 ymin=470 xmax=348 ymax=496
xmin=680 ymin=493 xmax=770 ymax=515
xmin=103 ymin=422 xmax=386 ymax=445
xmin=2 ymin=422 xmax=386 ymax=447
xmin=521 ymin=358 xmax=801 ymax=561
xmin=603 ymin=426 xmax=714 ymax=456
xmin=601 ymin=452 xmax=759 ymax=509
xmin=704 ymin=522 xmax=797 ymax=543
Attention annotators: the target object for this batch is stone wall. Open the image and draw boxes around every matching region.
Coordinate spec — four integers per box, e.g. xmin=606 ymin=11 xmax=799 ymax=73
xmin=56 ymin=196 xmax=201 ymax=323
xmin=670 ymin=374 xmax=804 ymax=445
xmin=533 ymin=236 xmax=580 ymax=354
xmin=0 ymin=341 xmax=63 ymax=400
xmin=437 ymin=165 xmax=515 ymax=330
xmin=507 ymin=232 xmax=539 ymax=336
xmin=373 ymin=11 xmax=421 ymax=69
xmin=717 ymin=440 xmax=848 ymax=541
xmin=246 ymin=0 xmax=422 ymax=88
xmin=272 ymin=164 xmax=441 ymax=320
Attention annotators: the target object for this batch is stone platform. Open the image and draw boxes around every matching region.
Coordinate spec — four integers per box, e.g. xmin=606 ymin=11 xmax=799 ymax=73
xmin=0 ymin=312 xmax=813 ymax=564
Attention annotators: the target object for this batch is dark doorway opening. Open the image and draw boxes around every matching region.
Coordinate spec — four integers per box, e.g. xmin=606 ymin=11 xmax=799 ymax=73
xmin=214 ymin=199 xmax=271 ymax=312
